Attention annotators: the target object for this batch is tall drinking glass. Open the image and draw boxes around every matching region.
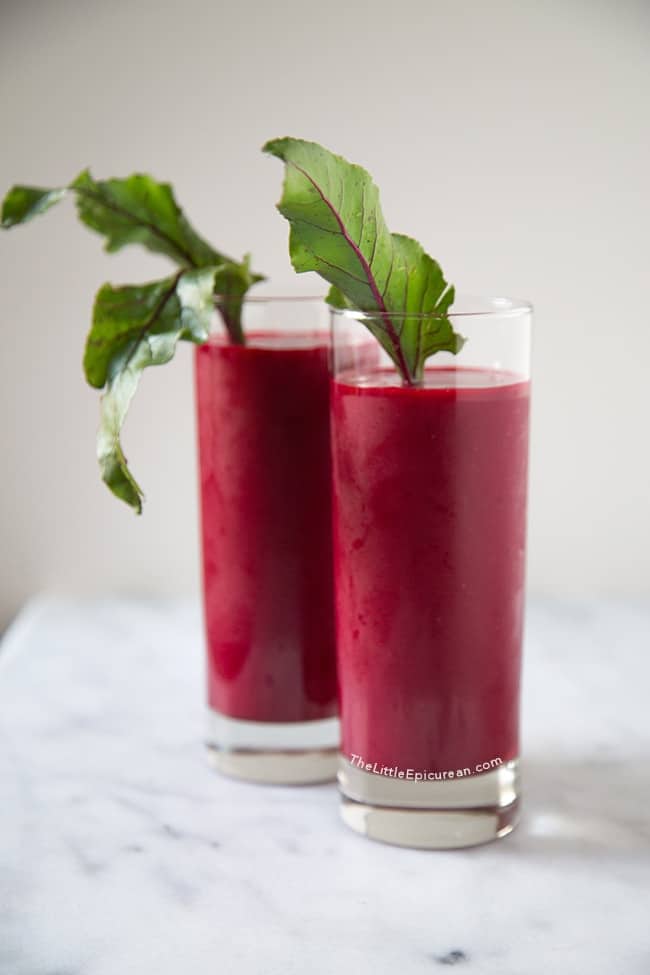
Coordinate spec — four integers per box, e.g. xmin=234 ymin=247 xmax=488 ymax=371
xmin=330 ymin=298 xmax=532 ymax=847
xmin=195 ymin=297 xmax=338 ymax=784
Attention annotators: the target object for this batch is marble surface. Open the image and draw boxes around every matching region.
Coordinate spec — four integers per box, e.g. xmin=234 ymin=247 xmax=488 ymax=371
xmin=1 ymin=596 xmax=649 ymax=975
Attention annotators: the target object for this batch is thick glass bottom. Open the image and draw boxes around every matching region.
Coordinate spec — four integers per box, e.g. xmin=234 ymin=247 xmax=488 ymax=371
xmin=338 ymin=757 xmax=520 ymax=849
xmin=206 ymin=708 xmax=339 ymax=785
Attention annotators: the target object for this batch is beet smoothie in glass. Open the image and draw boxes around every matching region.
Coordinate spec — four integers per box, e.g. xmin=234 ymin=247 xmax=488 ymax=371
xmin=195 ymin=298 xmax=339 ymax=784
xmin=330 ymin=300 xmax=532 ymax=848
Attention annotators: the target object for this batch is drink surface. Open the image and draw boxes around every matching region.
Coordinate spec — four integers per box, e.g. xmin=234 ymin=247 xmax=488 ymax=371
xmin=331 ymin=366 xmax=530 ymax=773
xmin=196 ymin=331 xmax=337 ymax=722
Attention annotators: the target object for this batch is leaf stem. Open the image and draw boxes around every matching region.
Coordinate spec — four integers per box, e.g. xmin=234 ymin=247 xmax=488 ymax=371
xmin=217 ymin=305 xmax=246 ymax=346
xmin=388 ymin=326 xmax=415 ymax=387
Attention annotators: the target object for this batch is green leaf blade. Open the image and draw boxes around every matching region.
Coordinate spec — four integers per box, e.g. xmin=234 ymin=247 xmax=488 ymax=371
xmin=3 ymin=168 xmax=265 ymax=347
xmin=264 ymin=137 xmax=392 ymax=314
xmin=97 ymin=360 xmax=146 ymax=514
xmin=88 ymin=267 xmax=216 ymax=512
xmin=70 ymin=169 xmax=222 ymax=268
xmin=1 ymin=185 xmax=67 ymax=228
xmin=389 ymin=234 xmax=460 ymax=377
xmin=71 ymin=169 xmax=265 ymax=346
xmin=264 ymin=137 xmax=464 ymax=383
xmin=2 ymin=165 xmax=268 ymax=510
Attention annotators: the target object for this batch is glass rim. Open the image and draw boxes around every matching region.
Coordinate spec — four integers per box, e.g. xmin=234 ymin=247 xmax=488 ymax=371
xmin=213 ymin=293 xmax=326 ymax=305
xmin=330 ymin=295 xmax=532 ymax=320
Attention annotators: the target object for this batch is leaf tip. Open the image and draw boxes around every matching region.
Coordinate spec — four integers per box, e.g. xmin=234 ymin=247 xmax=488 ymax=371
xmin=0 ymin=184 xmax=67 ymax=228
xmin=0 ymin=189 xmax=15 ymax=228
xmin=262 ymin=137 xmax=288 ymax=158
xmin=454 ymin=331 xmax=467 ymax=355
xmin=70 ymin=167 xmax=93 ymax=189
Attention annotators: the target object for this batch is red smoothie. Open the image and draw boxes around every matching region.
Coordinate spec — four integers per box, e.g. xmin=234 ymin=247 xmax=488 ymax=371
xmin=331 ymin=367 xmax=530 ymax=773
xmin=195 ymin=332 xmax=337 ymax=723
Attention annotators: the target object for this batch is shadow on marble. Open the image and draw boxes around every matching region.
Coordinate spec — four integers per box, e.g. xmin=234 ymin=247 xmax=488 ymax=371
xmin=509 ymin=756 xmax=650 ymax=857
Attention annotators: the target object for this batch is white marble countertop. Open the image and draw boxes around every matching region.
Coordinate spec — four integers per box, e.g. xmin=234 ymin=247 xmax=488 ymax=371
xmin=1 ymin=596 xmax=649 ymax=974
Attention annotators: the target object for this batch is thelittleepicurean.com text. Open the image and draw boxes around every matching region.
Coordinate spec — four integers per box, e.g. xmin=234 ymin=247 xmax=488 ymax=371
xmin=348 ymin=754 xmax=503 ymax=780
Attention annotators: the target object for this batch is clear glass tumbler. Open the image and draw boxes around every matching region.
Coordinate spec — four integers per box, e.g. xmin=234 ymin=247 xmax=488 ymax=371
xmin=330 ymin=298 xmax=532 ymax=847
xmin=195 ymin=297 xmax=339 ymax=784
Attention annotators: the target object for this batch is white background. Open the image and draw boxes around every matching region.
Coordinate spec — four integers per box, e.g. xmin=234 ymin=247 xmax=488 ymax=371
xmin=1 ymin=0 xmax=648 ymax=628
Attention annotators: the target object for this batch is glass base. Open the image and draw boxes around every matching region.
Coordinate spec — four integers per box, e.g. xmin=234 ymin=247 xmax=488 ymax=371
xmin=338 ymin=757 xmax=520 ymax=849
xmin=206 ymin=709 xmax=339 ymax=785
